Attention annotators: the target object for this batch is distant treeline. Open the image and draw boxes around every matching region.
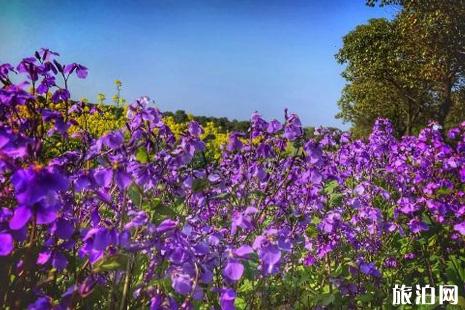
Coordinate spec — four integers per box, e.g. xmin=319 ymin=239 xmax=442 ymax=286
xmin=89 ymin=103 xmax=331 ymax=138
xmin=162 ymin=110 xmax=335 ymax=138
xmin=162 ymin=110 xmax=250 ymax=133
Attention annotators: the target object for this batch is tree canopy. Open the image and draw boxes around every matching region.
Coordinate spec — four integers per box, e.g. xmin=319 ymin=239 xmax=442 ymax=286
xmin=338 ymin=0 xmax=465 ymax=136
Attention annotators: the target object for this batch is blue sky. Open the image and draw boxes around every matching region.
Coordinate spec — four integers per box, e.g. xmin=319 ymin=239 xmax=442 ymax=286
xmin=0 ymin=1 xmax=398 ymax=128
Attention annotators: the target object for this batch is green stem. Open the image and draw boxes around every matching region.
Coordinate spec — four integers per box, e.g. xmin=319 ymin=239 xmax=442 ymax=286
xmin=119 ymin=254 xmax=133 ymax=310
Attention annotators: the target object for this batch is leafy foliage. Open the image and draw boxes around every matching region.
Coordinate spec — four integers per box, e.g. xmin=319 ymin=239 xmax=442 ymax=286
xmin=338 ymin=0 xmax=465 ymax=137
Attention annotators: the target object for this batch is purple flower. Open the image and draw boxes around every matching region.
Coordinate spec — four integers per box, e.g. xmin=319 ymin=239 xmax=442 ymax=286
xmin=37 ymin=251 xmax=52 ymax=265
xmin=319 ymin=212 xmax=341 ymax=234
xmin=11 ymin=165 xmax=68 ymax=206
xmin=75 ymin=64 xmax=88 ymax=79
xmin=304 ymin=254 xmax=316 ymax=266
xmin=383 ymin=257 xmax=398 ymax=269
xmin=79 ymin=275 xmax=99 ymax=297
xmin=93 ymin=168 xmax=113 ymax=187
xmin=304 ymin=141 xmax=323 ymax=164
xmin=115 ymin=168 xmax=131 ymax=189
xmin=150 ymin=294 xmax=178 ymax=309
xmin=52 ymin=251 xmax=68 ymax=271
xmin=0 ymin=63 xmax=14 ymax=80
xmin=260 ymin=245 xmax=281 ymax=274
xmin=0 ymin=128 xmax=31 ymax=158
xmin=231 ymin=207 xmax=257 ymax=234
xmin=267 ymin=119 xmax=282 ymax=134
xmin=102 ymin=131 xmax=124 ymax=149
xmin=74 ymin=174 xmax=92 ymax=191
xmin=52 ymin=88 xmax=70 ymax=103
xmin=359 ymin=262 xmax=380 ymax=277
xmin=83 ymin=228 xmax=113 ymax=252
xmin=55 ymin=218 xmax=75 ymax=239
xmin=233 ymin=245 xmax=253 ymax=258
xmin=404 ymin=253 xmax=416 ymax=260
xmin=223 ymin=259 xmax=244 ymax=281
xmin=9 ymin=205 xmax=33 ymax=230
xmin=283 ymin=113 xmax=302 ymax=141
xmin=454 ymin=221 xmax=465 ymax=235
xmin=309 ymin=169 xmax=322 ymax=184
xmin=188 ymin=121 xmax=203 ymax=136
xmin=7 ymin=49 xmax=465 ymax=308
xmin=37 ymin=75 xmax=55 ymax=94
xmin=408 ymin=219 xmax=429 ymax=233
xmin=254 ymin=236 xmax=281 ymax=274
xmin=125 ymin=211 xmax=148 ymax=230
xmin=156 ymin=219 xmax=177 ymax=233
xmin=397 ymin=197 xmax=418 ymax=215
xmin=227 ymin=132 xmax=243 ymax=152
xmin=460 ymin=167 xmax=465 ymax=182
xmin=17 ymin=57 xmax=39 ymax=81
xmin=9 ymin=166 xmax=67 ymax=230
xmin=64 ymin=63 xmax=88 ymax=79
xmin=28 ymin=296 xmax=52 ymax=310
xmin=171 ymin=272 xmax=192 ymax=295
xmin=0 ymin=233 xmax=13 ymax=256
xmin=220 ymin=288 xmax=236 ymax=310
xmin=93 ymin=229 xmax=113 ymax=251
xmin=38 ymin=48 xmax=59 ymax=61
xmin=251 ymin=112 xmax=267 ymax=137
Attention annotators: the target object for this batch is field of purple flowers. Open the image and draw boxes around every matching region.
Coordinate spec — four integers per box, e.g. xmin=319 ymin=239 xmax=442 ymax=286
xmin=1 ymin=50 xmax=465 ymax=309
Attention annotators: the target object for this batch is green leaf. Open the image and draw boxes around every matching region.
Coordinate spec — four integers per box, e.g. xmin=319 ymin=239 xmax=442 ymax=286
xmin=320 ymin=292 xmax=336 ymax=306
xmin=235 ymin=297 xmax=247 ymax=310
xmin=135 ymin=147 xmax=149 ymax=163
xmin=436 ymin=187 xmax=452 ymax=197
xmin=358 ymin=293 xmax=374 ymax=303
xmin=128 ymin=184 xmax=143 ymax=206
xmin=324 ymin=180 xmax=339 ymax=194
xmin=93 ymin=254 xmax=128 ymax=272
xmin=238 ymin=279 xmax=254 ymax=293
xmin=192 ymin=178 xmax=209 ymax=193
xmin=243 ymin=255 xmax=259 ymax=281
xmin=447 ymin=296 xmax=465 ymax=309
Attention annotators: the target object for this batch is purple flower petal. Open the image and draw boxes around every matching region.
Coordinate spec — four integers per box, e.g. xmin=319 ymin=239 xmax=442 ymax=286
xmin=55 ymin=218 xmax=74 ymax=239
xmin=171 ymin=273 xmax=192 ymax=295
xmin=93 ymin=168 xmax=113 ymax=187
xmin=234 ymin=245 xmax=253 ymax=258
xmin=220 ymin=288 xmax=236 ymax=310
xmin=260 ymin=245 xmax=281 ymax=274
xmin=156 ymin=219 xmax=177 ymax=233
xmin=102 ymin=131 xmax=124 ymax=149
xmin=0 ymin=233 xmax=13 ymax=256
xmin=37 ymin=251 xmax=52 ymax=265
xmin=36 ymin=203 xmax=58 ymax=225
xmin=9 ymin=205 xmax=32 ymax=230
xmin=52 ymin=252 xmax=68 ymax=271
xmin=454 ymin=221 xmax=465 ymax=235
xmin=115 ymin=168 xmax=131 ymax=189
xmin=76 ymin=64 xmax=88 ymax=79
xmin=223 ymin=259 xmax=244 ymax=281
xmin=93 ymin=228 xmax=111 ymax=251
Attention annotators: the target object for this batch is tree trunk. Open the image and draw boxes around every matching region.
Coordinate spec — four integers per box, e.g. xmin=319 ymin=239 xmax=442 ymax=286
xmin=438 ymin=82 xmax=453 ymax=127
xmin=406 ymin=101 xmax=413 ymax=135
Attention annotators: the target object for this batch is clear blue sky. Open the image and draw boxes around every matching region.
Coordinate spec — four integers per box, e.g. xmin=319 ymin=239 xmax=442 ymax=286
xmin=0 ymin=0 xmax=398 ymax=128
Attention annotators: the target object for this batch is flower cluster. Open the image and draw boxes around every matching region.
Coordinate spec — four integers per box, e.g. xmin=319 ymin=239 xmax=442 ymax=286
xmin=0 ymin=50 xmax=465 ymax=309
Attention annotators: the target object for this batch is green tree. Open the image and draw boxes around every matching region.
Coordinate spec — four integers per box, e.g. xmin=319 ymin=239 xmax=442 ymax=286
xmin=366 ymin=0 xmax=403 ymax=6
xmin=337 ymin=0 xmax=465 ymax=136
xmin=336 ymin=18 xmax=433 ymax=136
xmin=397 ymin=0 xmax=465 ymax=126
